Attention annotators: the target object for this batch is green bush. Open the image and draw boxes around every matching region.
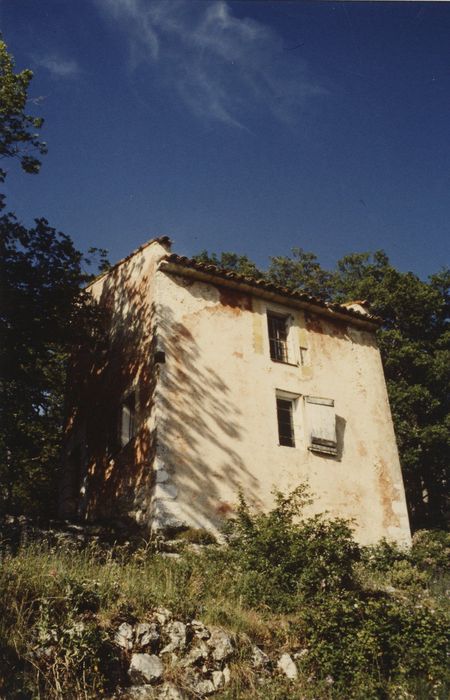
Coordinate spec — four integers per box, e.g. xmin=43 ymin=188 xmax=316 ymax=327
xmin=361 ymin=538 xmax=410 ymax=573
xmin=299 ymin=590 xmax=449 ymax=698
xmin=224 ymin=486 xmax=360 ymax=611
xmin=411 ymin=530 xmax=450 ymax=572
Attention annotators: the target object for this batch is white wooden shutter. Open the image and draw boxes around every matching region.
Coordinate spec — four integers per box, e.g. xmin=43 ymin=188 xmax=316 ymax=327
xmin=305 ymin=396 xmax=337 ymax=455
xmin=120 ymin=404 xmax=132 ymax=447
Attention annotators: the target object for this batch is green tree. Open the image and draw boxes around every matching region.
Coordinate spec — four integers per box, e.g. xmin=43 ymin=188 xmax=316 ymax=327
xmin=0 ymin=40 xmax=107 ymax=515
xmin=0 ymin=217 xmax=106 ymax=513
xmin=193 ymin=249 xmax=261 ymax=279
xmin=0 ymin=38 xmax=47 ymax=190
xmin=267 ymin=246 xmax=335 ymax=300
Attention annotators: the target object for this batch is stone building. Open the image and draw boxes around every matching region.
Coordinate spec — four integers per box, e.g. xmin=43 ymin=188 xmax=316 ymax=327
xmin=60 ymin=237 xmax=411 ymax=545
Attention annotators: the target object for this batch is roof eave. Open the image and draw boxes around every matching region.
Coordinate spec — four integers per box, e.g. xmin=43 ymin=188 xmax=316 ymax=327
xmin=158 ymin=259 xmax=382 ymax=332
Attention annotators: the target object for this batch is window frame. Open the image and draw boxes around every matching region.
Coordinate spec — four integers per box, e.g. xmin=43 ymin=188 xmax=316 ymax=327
xmin=275 ymin=389 xmax=300 ymax=448
xmin=266 ymin=309 xmax=296 ymax=365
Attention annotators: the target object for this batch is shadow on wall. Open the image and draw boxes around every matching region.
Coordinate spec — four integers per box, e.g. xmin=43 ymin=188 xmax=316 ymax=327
xmin=62 ymin=251 xmax=158 ymax=522
xmin=155 ymin=296 xmax=259 ymax=532
xmin=62 ymin=252 xmax=256 ymax=531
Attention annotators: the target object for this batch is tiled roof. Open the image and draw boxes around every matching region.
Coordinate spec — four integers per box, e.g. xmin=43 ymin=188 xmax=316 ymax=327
xmin=162 ymin=253 xmax=383 ymax=327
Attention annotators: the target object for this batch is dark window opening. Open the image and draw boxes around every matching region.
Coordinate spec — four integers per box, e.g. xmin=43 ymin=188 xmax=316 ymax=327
xmin=277 ymin=398 xmax=295 ymax=447
xmin=267 ymin=313 xmax=289 ymax=362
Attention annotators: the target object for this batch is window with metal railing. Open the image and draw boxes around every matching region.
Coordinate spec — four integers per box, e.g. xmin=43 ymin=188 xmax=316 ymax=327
xmin=267 ymin=312 xmax=289 ymax=362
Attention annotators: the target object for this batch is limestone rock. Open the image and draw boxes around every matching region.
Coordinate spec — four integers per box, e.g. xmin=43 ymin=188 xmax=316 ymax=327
xmin=190 ymin=619 xmax=210 ymax=640
xmin=154 ymin=607 xmax=172 ymax=626
xmin=158 ymin=683 xmax=187 ymax=699
xmin=211 ymin=670 xmax=225 ymax=689
xmin=115 ymin=622 xmax=134 ymax=650
xmin=160 ymin=620 xmax=187 ymax=654
xmin=190 ymin=678 xmax=215 ymax=696
xmin=179 ymin=641 xmax=209 ymax=668
xmin=223 ymin=665 xmax=231 ymax=685
xmin=124 ymin=687 xmax=157 ymax=699
xmin=251 ymin=645 xmax=270 ymax=669
xmin=294 ymin=648 xmax=308 ymax=660
xmin=135 ymin=622 xmax=160 ymax=649
xmin=277 ymin=653 xmax=298 ymax=680
xmin=129 ymin=653 xmax=164 ymax=685
xmin=207 ymin=627 xmax=233 ymax=662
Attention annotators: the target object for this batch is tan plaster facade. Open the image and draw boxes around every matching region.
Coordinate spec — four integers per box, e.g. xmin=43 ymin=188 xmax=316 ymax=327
xmin=61 ymin=239 xmax=411 ymax=546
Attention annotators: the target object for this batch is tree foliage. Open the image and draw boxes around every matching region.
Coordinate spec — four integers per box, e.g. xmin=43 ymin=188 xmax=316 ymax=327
xmin=0 ymin=216 xmax=107 ymax=514
xmin=193 ymin=249 xmax=261 ymax=279
xmin=0 ymin=38 xmax=47 ymax=189
xmin=267 ymin=246 xmax=335 ymax=300
xmin=198 ymin=248 xmax=449 ymax=530
xmin=0 ymin=40 xmax=107 ymax=515
xmin=225 ymin=485 xmax=360 ymax=610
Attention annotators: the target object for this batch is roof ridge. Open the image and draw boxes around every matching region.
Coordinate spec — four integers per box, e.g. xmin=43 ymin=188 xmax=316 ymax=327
xmin=86 ymin=236 xmax=172 ymax=289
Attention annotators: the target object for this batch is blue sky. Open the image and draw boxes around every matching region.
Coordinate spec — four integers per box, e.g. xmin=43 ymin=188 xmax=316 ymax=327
xmin=1 ymin=0 xmax=449 ymax=277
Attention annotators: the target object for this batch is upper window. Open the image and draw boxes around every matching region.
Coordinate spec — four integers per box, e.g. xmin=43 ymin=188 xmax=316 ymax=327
xmin=267 ymin=312 xmax=290 ymax=363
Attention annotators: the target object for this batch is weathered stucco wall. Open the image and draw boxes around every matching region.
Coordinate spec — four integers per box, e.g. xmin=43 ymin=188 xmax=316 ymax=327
xmin=154 ymin=269 xmax=411 ymax=546
xmin=60 ymin=240 xmax=170 ymax=524
xmin=62 ymin=240 xmax=411 ymax=546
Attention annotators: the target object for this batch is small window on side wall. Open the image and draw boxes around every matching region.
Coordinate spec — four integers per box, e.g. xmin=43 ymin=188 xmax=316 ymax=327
xmin=267 ymin=312 xmax=290 ymax=363
xmin=120 ymin=393 xmax=136 ymax=447
xmin=305 ymin=396 xmax=337 ymax=455
xmin=276 ymin=396 xmax=296 ymax=447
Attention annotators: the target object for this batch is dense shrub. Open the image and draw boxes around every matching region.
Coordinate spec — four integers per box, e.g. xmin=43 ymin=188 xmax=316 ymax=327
xmin=361 ymin=537 xmax=410 ymax=573
xmin=299 ymin=590 xmax=449 ymax=698
xmin=411 ymin=529 xmax=450 ymax=571
xmin=224 ymin=486 xmax=360 ymax=610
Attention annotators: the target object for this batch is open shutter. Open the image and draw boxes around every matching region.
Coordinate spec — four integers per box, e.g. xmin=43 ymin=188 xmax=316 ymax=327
xmin=305 ymin=396 xmax=337 ymax=455
xmin=120 ymin=404 xmax=131 ymax=447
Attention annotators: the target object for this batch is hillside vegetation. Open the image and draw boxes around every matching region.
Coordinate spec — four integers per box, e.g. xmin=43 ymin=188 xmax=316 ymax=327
xmin=1 ymin=489 xmax=448 ymax=699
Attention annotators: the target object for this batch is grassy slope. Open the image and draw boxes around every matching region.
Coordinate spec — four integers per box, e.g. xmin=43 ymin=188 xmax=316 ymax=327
xmin=0 ymin=527 xmax=448 ymax=699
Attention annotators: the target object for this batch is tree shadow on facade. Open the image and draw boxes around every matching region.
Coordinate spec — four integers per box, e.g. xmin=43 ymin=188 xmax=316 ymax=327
xmin=155 ymin=300 xmax=258 ymax=531
xmin=61 ymin=249 xmax=256 ymax=533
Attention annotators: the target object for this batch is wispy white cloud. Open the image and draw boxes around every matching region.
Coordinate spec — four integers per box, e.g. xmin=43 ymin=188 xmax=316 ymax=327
xmin=97 ymin=0 xmax=325 ymax=128
xmin=34 ymin=54 xmax=80 ymax=78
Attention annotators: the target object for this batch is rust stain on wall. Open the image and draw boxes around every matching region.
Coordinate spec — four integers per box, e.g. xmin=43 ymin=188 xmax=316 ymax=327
xmin=358 ymin=441 xmax=368 ymax=457
xmin=376 ymin=459 xmax=400 ymax=530
xmin=216 ymin=285 xmax=253 ymax=311
xmin=305 ymin=312 xmax=348 ymax=338
xmin=216 ymin=501 xmax=234 ymax=515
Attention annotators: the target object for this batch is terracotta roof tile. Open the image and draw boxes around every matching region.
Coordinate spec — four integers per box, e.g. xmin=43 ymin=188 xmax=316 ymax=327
xmin=163 ymin=253 xmax=382 ymax=326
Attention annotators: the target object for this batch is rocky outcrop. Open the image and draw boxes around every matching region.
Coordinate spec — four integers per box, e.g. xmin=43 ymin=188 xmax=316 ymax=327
xmin=113 ymin=607 xmax=301 ymax=698
xmin=115 ymin=607 xmax=234 ymax=698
